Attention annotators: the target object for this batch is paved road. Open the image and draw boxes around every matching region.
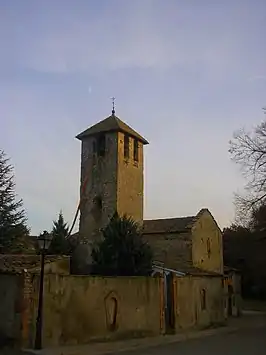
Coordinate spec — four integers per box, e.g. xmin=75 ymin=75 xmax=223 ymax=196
xmin=115 ymin=326 xmax=266 ymax=355
xmin=1 ymin=316 xmax=266 ymax=355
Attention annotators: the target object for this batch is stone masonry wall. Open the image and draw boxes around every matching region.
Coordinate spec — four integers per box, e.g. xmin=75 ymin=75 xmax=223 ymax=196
xmin=192 ymin=210 xmax=224 ymax=274
xmin=79 ymin=133 xmax=119 ymax=243
xmin=117 ymin=132 xmax=144 ymax=225
xmin=144 ymin=233 xmax=192 ymax=268
xmin=79 ymin=131 xmax=145 ymax=243
xmin=21 ymin=272 xmax=36 ymax=348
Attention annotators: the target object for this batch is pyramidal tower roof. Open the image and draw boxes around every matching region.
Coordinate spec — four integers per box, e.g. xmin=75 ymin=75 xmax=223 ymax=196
xmin=76 ymin=113 xmax=149 ymax=144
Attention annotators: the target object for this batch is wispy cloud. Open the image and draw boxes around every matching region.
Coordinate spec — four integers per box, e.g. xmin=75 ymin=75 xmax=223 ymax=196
xmin=1 ymin=1 xmax=264 ymax=80
xmin=248 ymin=75 xmax=266 ymax=81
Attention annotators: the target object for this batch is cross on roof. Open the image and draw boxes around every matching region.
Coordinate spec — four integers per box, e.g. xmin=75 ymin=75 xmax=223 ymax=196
xmin=111 ymin=97 xmax=115 ymax=115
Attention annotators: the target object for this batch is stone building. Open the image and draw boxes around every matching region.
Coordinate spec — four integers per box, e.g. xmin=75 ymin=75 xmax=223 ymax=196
xmin=76 ymin=109 xmax=148 ymax=237
xmin=74 ymin=110 xmax=222 ymax=276
xmin=144 ymin=209 xmax=226 ymax=332
xmin=73 ymin=108 xmax=148 ymax=271
xmin=144 ymin=208 xmax=224 ymax=275
xmin=73 ymin=109 xmax=241 ymax=328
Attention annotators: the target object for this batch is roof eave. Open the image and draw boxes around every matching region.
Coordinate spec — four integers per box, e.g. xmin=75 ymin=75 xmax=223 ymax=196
xmin=143 ymin=228 xmax=192 ymax=235
xmin=76 ymin=129 xmax=149 ymax=144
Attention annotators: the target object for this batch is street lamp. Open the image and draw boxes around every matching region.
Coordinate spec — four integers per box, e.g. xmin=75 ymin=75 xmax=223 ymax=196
xmin=34 ymin=230 xmax=53 ymax=350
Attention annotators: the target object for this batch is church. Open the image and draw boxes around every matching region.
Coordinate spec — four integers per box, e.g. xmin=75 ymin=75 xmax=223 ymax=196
xmin=67 ymin=107 xmax=243 ymax=332
xmin=0 ymin=108 xmax=242 ymax=349
xmin=74 ymin=107 xmax=223 ymax=278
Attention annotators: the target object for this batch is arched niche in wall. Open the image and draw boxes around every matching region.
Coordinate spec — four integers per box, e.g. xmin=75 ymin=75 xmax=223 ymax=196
xmin=104 ymin=291 xmax=119 ymax=332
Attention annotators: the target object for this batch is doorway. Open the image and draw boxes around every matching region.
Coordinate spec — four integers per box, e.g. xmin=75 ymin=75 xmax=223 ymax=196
xmin=164 ymin=272 xmax=175 ymax=333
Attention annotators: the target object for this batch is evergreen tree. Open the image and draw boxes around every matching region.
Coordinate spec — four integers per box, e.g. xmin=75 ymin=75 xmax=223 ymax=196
xmin=0 ymin=150 xmax=29 ymax=253
xmin=91 ymin=212 xmax=153 ymax=276
xmin=48 ymin=211 xmax=71 ymax=255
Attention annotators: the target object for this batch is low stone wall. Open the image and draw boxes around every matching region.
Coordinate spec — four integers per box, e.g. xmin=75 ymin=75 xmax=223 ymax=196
xmin=27 ymin=275 xmax=162 ymax=348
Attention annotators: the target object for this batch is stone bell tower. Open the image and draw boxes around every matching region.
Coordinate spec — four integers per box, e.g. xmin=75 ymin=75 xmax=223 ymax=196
xmin=76 ymin=107 xmax=149 ymax=247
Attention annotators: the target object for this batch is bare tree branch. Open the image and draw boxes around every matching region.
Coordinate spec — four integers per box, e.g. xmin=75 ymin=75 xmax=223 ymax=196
xmin=229 ymin=109 xmax=266 ymax=222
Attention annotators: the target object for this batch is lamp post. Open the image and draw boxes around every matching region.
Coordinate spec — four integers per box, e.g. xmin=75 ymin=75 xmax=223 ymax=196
xmin=34 ymin=230 xmax=52 ymax=350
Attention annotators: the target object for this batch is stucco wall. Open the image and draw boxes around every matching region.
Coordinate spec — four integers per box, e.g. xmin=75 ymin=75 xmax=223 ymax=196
xmin=174 ymin=275 xmax=224 ymax=330
xmin=192 ymin=210 xmax=224 ymax=274
xmin=28 ymin=275 xmax=161 ymax=347
xmin=0 ymin=259 xmax=70 ymax=346
xmin=0 ymin=274 xmax=22 ymax=341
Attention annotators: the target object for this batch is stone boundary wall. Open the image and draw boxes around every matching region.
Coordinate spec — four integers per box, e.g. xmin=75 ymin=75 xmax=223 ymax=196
xmin=26 ymin=275 xmax=162 ymax=348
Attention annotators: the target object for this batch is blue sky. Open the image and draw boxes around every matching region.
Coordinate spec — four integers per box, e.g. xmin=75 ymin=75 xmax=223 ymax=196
xmin=0 ymin=0 xmax=265 ymax=235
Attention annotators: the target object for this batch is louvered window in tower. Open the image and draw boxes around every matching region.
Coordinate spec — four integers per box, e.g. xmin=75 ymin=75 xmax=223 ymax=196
xmin=124 ymin=134 xmax=129 ymax=159
xmin=133 ymin=139 xmax=139 ymax=162
xmin=97 ymin=134 xmax=106 ymax=157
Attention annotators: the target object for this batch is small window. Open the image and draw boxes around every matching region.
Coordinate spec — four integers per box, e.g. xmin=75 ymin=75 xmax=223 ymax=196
xmin=97 ymin=134 xmax=106 ymax=157
xmin=133 ymin=139 xmax=139 ymax=162
xmin=124 ymin=134 xmax=129 ymax=159
xmin=201 ymin=289 xmax=206 ymax=310
xmin=93 ymin=196 xmax=102 ymax=211
xmin=207 ymin=238 xmax=211 ymax=258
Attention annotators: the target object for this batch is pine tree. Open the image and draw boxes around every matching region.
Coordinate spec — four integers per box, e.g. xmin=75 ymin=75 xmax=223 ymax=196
xmin=48 ymin=211 xmax=71 ymax=255
xmin=0 ymin=150 xmax=29 ymax=253
xmin=91 ymin=212 xmax=153 ymax=276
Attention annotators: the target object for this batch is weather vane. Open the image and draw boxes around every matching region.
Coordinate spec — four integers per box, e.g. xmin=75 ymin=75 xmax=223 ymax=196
xmin=111 ymin=97 xmax=116 ymax=115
